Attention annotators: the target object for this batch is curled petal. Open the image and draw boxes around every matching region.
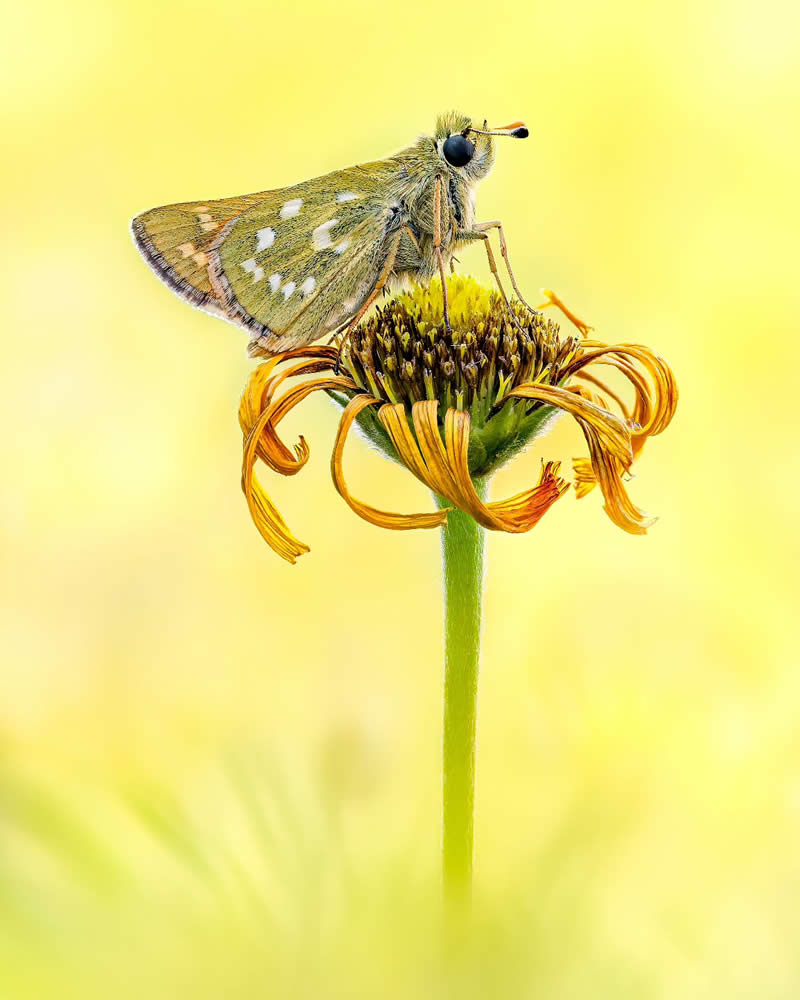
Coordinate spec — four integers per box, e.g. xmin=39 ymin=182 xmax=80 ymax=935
xmin=238 ymin=358 xmax=283 ymax=449
xmin=568 ymin=381 xmax=611 ymax=410
xmin=252 ymin=374 xmax=355 ymax=475
xmin=572 ymin=457 xmax=597 ymax=499
xmin=510 ymin=383 xmax=634 ymax=469
xmin=567 ymin=342 xmax=678 ymax=455
xmin=582 ymin=423 xmax=654 ymax=534
xmin=241 ymin=371 xmax=356 ymax=563
xmin=573 ymin=370 xmax=631 ymax=419
xmin=442 ymin=408 xmax=568 ymax=532
xmin=509 ymin=382 xmax=654 ymax=534
xmin=378 ymin=403 xmax=452 ymax=493
xmin=239 ymin=347 xmax=340 ymax=430
xmin=378 ymin=401 xmax=567 ymax=533
xmin=558 ymin=342 xmax=677 ymax=525
xmin=240 ymin=358 xmax=354 ymax=475
xmin=241 ymin=407 xmax=310 ymax=564
xmin=331 ymin=395 xmax=449 ymax=530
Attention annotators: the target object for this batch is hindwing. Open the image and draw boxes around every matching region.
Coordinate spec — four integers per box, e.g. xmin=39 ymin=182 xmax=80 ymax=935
xmin=132 ymin=160 xmax=412 ymax=353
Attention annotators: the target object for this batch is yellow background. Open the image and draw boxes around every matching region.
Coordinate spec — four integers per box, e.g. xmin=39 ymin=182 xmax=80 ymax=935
xmin=2 ymin=0 xmax=799 ymax=995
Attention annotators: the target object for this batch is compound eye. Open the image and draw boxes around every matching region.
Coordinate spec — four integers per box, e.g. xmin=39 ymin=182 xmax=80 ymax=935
xmin=442 ymin=134 xmax=475 ymax=167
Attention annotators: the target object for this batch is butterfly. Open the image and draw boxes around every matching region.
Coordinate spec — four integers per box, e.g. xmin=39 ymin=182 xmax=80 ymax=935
xmin=131 ymin=111 xmax=530 ymax=358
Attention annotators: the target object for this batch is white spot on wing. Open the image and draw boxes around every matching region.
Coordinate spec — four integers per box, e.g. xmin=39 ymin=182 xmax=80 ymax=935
xmin=200 ymin=221 xmax=220 ymax=232
xmin=336 ymin=191 xmax=358 ymax=202
xmin=281 ymin=281 xmax=296 ymax=299
xmin=178 ymin=243 xmax=195 ymax=258
xmin=242 ymin=258 xmax=264 ymax=283
xmin=256 ymin=227 xmax=276 ymax=250
xmin=312 ymin=219 xmax=338 ymax=250
xmin=268 ymin=273 xmax=282 ymax=292
xmin=333 ymin=240 xmax=350 ymax=255
xmin=299 ymin=276 xmax=316 ymax=297
xmin=197 ymin=213 xmax=212 ymax=222
xmin=279 ymin=199 xmax=303 ymax=219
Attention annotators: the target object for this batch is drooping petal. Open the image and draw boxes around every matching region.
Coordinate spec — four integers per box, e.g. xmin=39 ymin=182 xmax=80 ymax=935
xmin=240 ymin=371 xmax=357 ymax=563
xmin=252 ymin=374 xmax=356 ymax=475
xmin=241 ymin=403 xmax=311 ymax=564
xmin=509 ymin=384 xmax=634 ymax=469
xmin=239 ymin=357 xmax=355 ymax=475
xmin=567 ymin=342 xmax=678 ymax=449
xmin=442 ymin=407 xmax=568 ymax=532
xmin=508 ymin=382 xmax=654 ymax=534
xmin=239 ymin=346 xmax=340 ymax=427
xmin=572 ymin=457 xmax=598 ymax=499
xmin=378 ymin=401 xmax=567 ymax=533
xmin=572 ymin=370 xmax=631 ymax=419
xmin=331 ymin=395 xmax=449 ymax=530
xmin=558 ymin=341 xmax=678 ymax=505
xmin=378 ymin=403 xmax=445 ymax=489
xmin=581 ymin=422 xmax=655 ymax=534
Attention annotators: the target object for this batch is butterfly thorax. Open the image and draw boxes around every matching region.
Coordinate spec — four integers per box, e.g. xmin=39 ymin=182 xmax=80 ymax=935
xmin=388 ymin=144 xmax=485 ymax=277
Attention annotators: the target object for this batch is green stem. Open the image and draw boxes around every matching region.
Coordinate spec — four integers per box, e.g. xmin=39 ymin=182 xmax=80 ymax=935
xmin=434 ymin=481 xmax=487 ymax=905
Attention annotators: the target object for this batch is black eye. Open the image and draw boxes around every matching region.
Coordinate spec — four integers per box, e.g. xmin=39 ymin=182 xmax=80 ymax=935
xmin=442 ymin=134 xmax=474 ymax=167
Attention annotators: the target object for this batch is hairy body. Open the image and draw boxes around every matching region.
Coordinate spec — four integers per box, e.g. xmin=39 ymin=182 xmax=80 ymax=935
xmin=132 ymin=111 xmax=528 ymax=356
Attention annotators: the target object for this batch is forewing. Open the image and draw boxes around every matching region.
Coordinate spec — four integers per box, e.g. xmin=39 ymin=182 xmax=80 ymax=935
xmin=132 ymin=191 xmax=269 ymax=311
xmin=209 ymin=162 xmax=405 ymax=353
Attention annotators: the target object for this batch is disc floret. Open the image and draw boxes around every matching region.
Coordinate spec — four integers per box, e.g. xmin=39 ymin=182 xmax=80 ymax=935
xmin=341 ymin=277 xmax=582 ymax=475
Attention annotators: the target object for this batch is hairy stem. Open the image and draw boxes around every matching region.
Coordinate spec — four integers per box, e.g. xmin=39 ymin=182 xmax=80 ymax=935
xmin=434 ymin=482 xmax=487 ymax=905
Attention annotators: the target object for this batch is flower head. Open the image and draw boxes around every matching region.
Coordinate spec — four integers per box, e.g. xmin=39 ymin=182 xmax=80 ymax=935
xmin=239 ymin=277 xmax=677 ymax=562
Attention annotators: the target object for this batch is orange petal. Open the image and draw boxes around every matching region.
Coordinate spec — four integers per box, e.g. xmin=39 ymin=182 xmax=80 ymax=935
xmin=238 ymin=357 xmax=284 ymax=442
xmin=239 ymin=347 xmax=341 ymax=430
xmin=380 ymin=401 xmax=567 ymax=533
xmin=413 ymin=401 xmax=466 ymax=499
xmin=572 ymin=457 xmax=598 ymax=498
xmin=240 ymin=371 xmax=356 ymax=562
xmin=581 ymin=422 xmax=654 ymax=534
xmin=377 ymin=403 xmax=442 ymax=489
xmin=509 ymin=383 xmax=633 ymax=468
xmin=332 ymin=395 xmax=449 ymax=530
xmin=241 ymin=410 xmax=311 ymax=564
xmin=508 ymin=382 xmax=654 ymax=534
xmin=572 ymin=370 xmax=631 ymax=419
xmin=568 ymin=342 xmax=678 ymax=455
xmin=256 ymin=375 xmax=356 ymax=476
xmin=239 ymin=359 xmax=355 ymax=476
xmin=441 ymin=407 xmax=568 ymax=532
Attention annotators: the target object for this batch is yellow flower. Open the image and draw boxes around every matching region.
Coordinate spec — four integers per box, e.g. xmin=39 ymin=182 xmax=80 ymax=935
xmin=238 ymin=277 xmax=678 ymax=562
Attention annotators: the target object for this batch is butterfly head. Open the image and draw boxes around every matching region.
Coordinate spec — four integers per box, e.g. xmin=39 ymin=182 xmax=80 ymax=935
xmin=432 ymin=111 xmax=528 ymax=182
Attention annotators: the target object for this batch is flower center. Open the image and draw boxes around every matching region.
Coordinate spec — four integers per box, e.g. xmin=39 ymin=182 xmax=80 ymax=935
xmin=342 ymin=276 xmax=581 ymax=423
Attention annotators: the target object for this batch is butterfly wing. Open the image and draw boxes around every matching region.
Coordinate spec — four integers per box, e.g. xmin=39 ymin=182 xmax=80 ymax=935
xmin=132 ymin=160 xmax=414 ymax=354
xmin=132 ymin=191 xmax=269 ymax=314
xmin=209 ymin=162 xmax=409 ymax=353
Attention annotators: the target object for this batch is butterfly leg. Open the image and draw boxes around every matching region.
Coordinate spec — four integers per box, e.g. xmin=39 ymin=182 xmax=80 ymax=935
xmin=433 ymin=176 xmax=452 ymax=332
xmin=474 ymin=220 xmax=594 ymax=336
xmin=456 ymin=229 xmax=526 ymax=336
xmin=334 ymin=228 xmax=404 ymax=373
xmin=476 ymin=233 xmax=528 ymax=337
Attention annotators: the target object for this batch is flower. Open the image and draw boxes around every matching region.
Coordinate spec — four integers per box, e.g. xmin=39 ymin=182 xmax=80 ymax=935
xmin=238 ymin=277 xmax=678 ymax=562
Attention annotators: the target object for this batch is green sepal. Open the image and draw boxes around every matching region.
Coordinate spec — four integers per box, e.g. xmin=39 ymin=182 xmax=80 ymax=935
xmin=325 ymin=391 xmax=403 ymax=466
xmin=326 ymin=390 xmax=561 ymax=477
